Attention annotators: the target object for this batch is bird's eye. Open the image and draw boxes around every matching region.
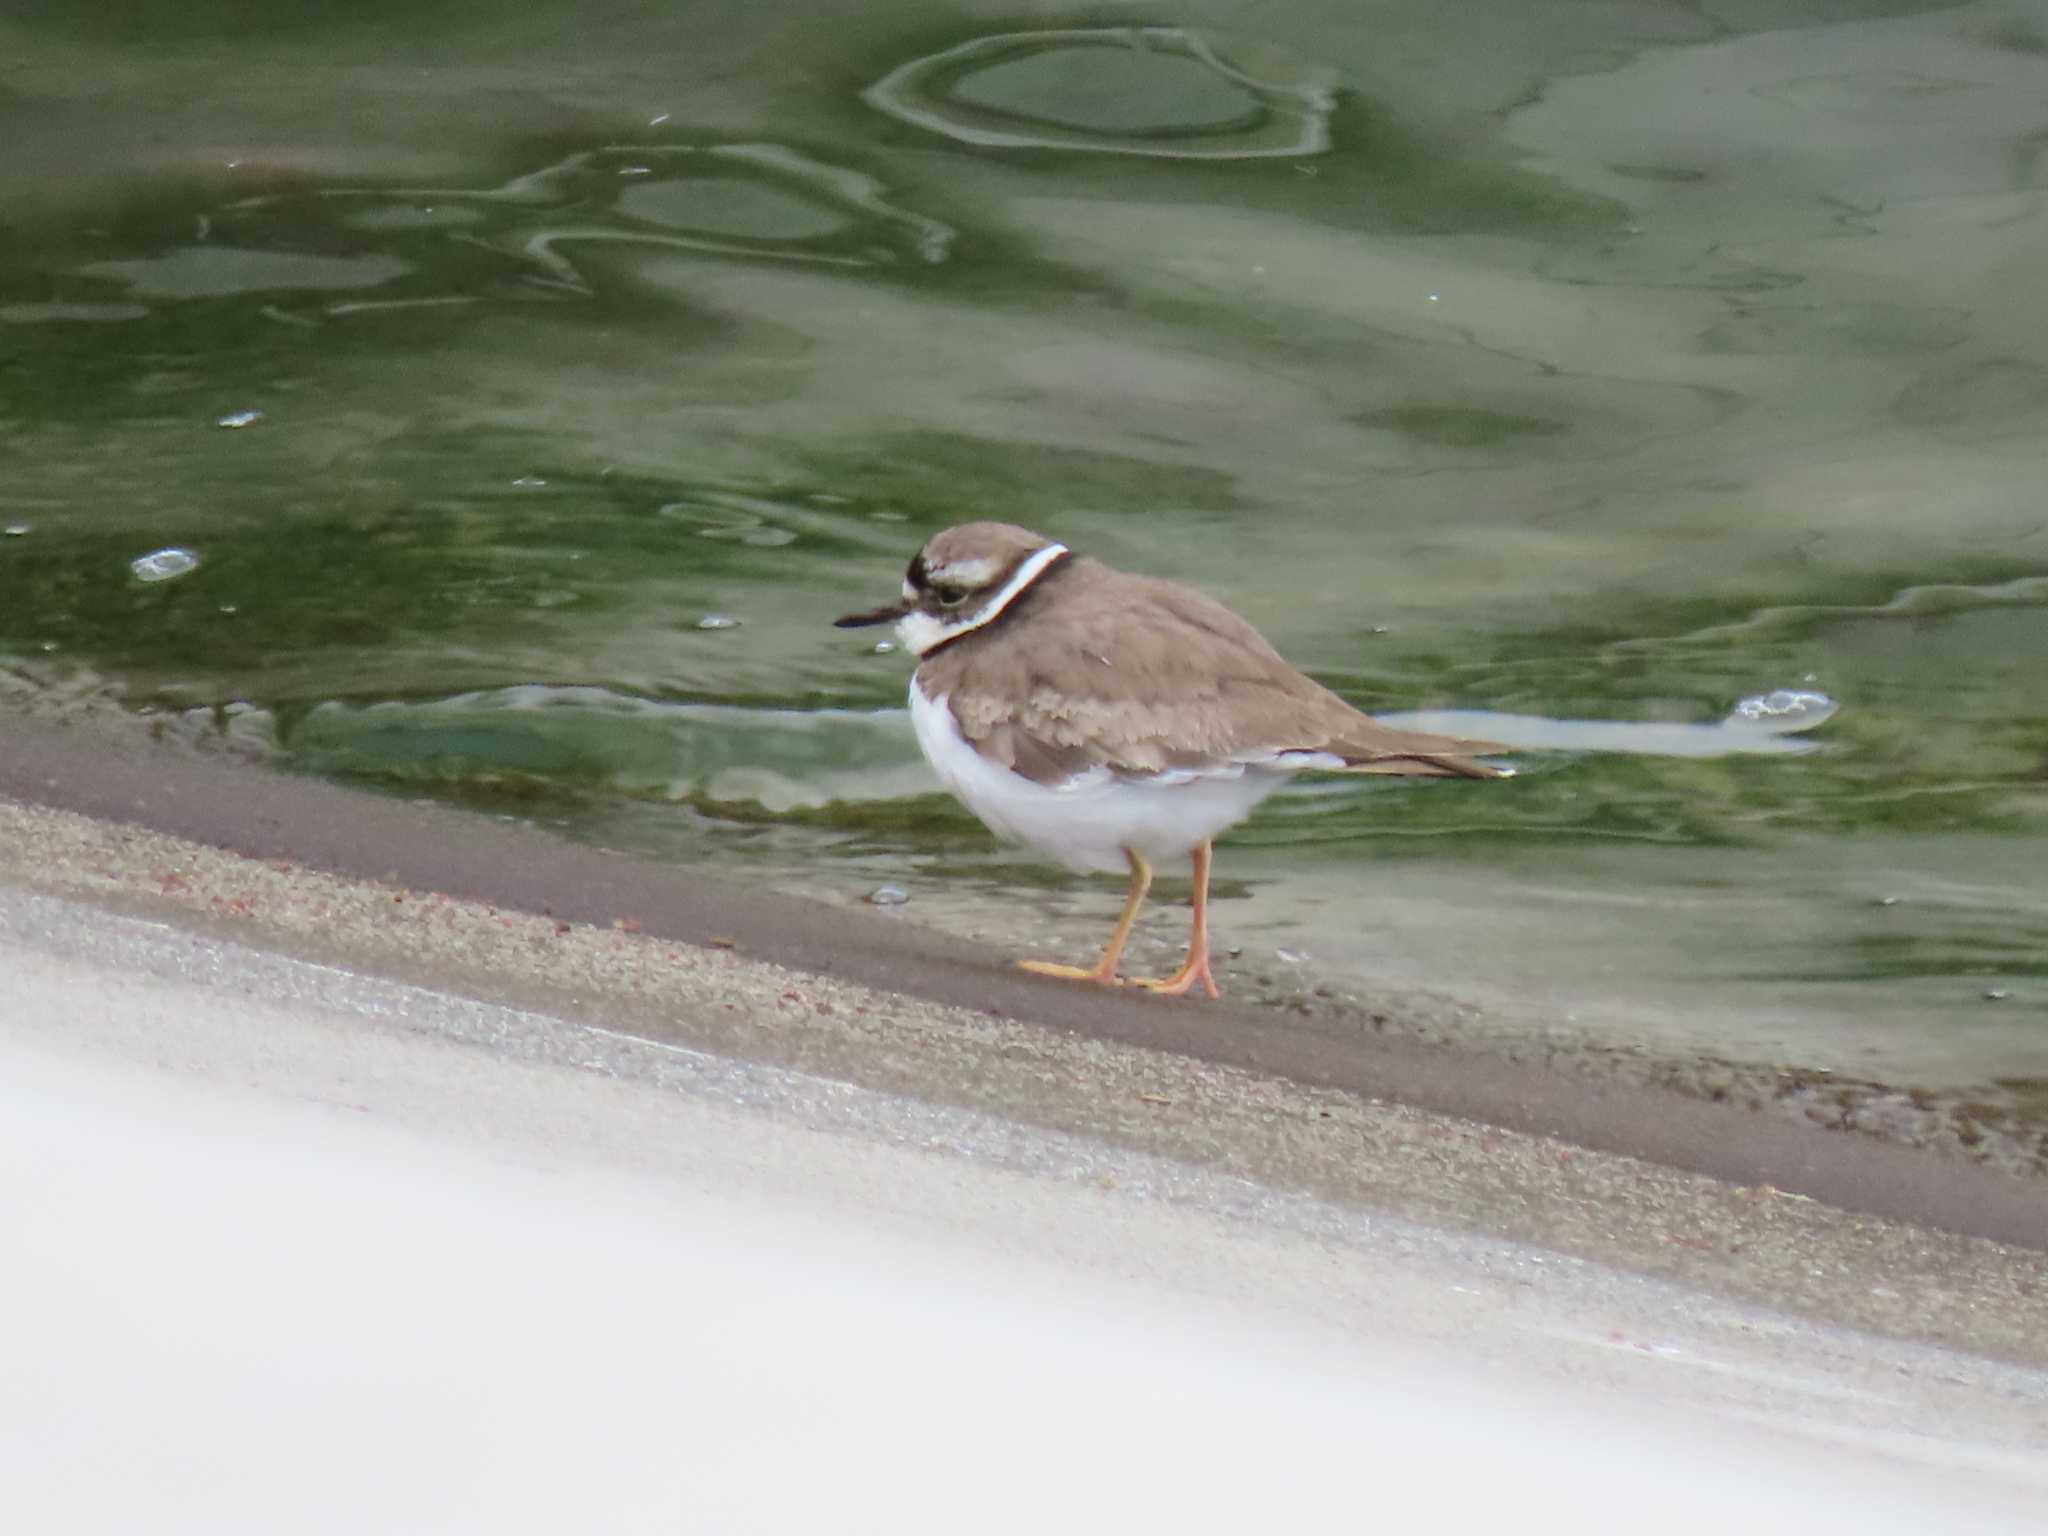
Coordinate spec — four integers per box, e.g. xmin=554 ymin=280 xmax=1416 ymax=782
xmin=931 ymin=583 xmax=971 ymax=608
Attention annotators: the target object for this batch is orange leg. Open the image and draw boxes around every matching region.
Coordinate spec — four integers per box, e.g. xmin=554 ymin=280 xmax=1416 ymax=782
xmin=1129 ymin=840 xmax=1220 ymax=1000
xmin=1018 ymin=847 xmax=1153 ymax=987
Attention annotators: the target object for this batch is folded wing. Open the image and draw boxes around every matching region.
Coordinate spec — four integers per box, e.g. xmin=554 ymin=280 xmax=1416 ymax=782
xmin=934 ymin=563 xmax=1509 ymax=786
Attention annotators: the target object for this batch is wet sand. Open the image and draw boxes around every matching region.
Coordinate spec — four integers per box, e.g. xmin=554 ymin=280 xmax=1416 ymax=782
xmin=1 ymin=709 xmax=2043 ymax=1371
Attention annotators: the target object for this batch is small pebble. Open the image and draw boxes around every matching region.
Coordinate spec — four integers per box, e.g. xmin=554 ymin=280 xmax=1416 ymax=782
xmin=3 ymin=523 xmax=30 ymax=537
xmin=696 ymin=614 xmax=740 ymax=631
xmin=865 ymin=885 xmax=910 ymax=907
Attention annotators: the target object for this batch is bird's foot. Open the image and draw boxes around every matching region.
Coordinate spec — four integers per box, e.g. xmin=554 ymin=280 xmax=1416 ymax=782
xmin=1015 ymin=954 xmax=1220 ymax=1000
xmin=1127 ymin=955 xmax=1221 ymax=1001
xmin=1016 ymin=957 xmax=1126 ymax=987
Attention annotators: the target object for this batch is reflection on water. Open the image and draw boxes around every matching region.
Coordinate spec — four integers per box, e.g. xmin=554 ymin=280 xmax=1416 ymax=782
xmin=289 ymin=688 xmax=936 ymax=813
xmin=1 ymin=1 xmax=2044 ymax=1155
xmin=203 ymin=140 xmax=955 ymax=321
xmin=258 ymin=685 xmax=1838 ymax=820
xmin=80 ymin=247 xmax=414 ymax=300
xmin=1383 ymin=694 xmax=1836 ymax=759
xmin=1 ymin=302 xmax=150 ymax=324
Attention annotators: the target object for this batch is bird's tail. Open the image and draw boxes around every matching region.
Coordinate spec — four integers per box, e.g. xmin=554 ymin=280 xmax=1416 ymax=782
xmin=1331 ymin=724 xmax=1515 ymax=779
xmin=1341 ymin=750 xmax=1513 ymax=779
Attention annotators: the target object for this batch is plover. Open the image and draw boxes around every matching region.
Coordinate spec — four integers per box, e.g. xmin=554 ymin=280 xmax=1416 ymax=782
xmin=837 ymin=521 xmax=1510 ymax=998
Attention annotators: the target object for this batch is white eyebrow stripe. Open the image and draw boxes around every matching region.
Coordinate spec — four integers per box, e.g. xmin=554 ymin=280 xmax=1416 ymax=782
xmin=897 ymin=542 xmax=1069 ymax=656
xmin=971 ymin=542 xmax=1069 ymax=628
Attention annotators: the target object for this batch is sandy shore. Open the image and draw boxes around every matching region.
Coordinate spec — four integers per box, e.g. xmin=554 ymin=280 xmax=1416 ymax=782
xmin=2 ymin=710 xmax=2044 ymax=1353
xmin=6 ymin=710 xmax=2048 ymax=1522
xmin=7 ymin=879 xmax=2048 ymax=1531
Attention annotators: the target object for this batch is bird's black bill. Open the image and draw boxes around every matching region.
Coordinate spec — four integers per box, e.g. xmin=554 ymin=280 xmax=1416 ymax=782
xmin=834 ymin=601 xmax=910 ymax=629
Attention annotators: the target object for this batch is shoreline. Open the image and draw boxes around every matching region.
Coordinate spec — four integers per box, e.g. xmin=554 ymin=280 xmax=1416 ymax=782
xmin=13 ymin=879 xmax=2047 ymax=1526
xmin=2 ymin=707 xmax=2046 ymax=1368
xmin=3 ymin=709 xmax=2042 ymax=1224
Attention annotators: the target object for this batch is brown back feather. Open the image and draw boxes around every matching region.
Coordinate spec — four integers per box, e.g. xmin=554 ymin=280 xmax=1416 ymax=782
xmin=917 ymin=557 xmax=1507 ymax=784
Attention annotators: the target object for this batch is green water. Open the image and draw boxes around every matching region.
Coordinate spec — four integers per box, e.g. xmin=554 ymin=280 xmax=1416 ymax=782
xmin=3 ymin=1 xmax=2044 ymax=1156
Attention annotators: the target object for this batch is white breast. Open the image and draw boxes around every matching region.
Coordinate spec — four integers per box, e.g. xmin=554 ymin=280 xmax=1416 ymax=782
xmin=909 ymin=683 xmax=1287 ymax=874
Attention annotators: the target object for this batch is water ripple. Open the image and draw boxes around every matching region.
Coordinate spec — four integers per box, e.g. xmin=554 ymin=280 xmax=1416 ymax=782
xmin=864 ymin=28 xmax=1335 ymax=159
xmin=219 ymin=140 xmax=953 ymax=315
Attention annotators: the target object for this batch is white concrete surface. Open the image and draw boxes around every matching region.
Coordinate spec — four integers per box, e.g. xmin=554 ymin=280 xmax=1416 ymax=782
xmin=3 ymin=888 xmax=2045 ymax=1534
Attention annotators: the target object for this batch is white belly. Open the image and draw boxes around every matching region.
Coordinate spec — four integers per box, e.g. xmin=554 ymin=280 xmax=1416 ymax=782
xmin=909 ymin=685 xmax=1286 ymax=874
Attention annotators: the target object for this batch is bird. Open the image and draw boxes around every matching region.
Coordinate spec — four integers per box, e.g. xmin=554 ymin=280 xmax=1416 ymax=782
xmin=835 ymin=521 xmax=1511 ymax=999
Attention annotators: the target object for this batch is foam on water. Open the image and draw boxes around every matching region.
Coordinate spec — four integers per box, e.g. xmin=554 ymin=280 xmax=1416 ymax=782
xmin=129 ymin=548 xmax=201 ymax=584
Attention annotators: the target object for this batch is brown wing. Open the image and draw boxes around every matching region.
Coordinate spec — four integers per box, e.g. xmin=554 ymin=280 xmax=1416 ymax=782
xmin=920 ymin=559 xmax=1508 ymax=785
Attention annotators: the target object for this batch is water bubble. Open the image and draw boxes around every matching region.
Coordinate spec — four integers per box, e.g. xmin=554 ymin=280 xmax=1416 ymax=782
xmin=696 ymin=614 xmax=741 ymax=630
xmin=865 ymin=884 xmax=910 ymax=907
xmin=1729 ymin=688 xmax=1836 ymax=732
xmin=131 ymin=547 xmax=200 ymax=583
xmin=216 ymin=408 xmax=263 ymax=429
